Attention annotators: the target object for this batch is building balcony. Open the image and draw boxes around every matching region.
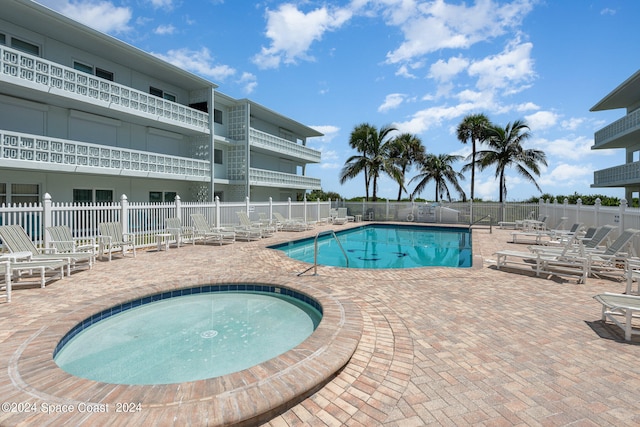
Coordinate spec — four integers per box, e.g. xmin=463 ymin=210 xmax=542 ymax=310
xmin=593 ymin=108 xmax=640 ymax=149
xmin=0 ymin=130 xmax=210 ymax=181
xmin=0 ymin=46 xmax=209 ymax=134
xmin=249 ymin=168 xmax=321 ymax=190
xmin=249 ymin=128 xmax=321 ymax=163
xmin=592 ymin=161 xmax=640 ymax=188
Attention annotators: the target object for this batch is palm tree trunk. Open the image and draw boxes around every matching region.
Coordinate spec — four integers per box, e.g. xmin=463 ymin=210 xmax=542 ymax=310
xmin=470 ymin=139 xmax=476 ymax=200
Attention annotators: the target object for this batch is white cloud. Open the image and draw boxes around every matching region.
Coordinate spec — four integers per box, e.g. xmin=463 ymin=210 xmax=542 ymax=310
xmin=253 ymin=4 xmax=353 ymax=69
xmin=525 ymin=110 xmax=559 ymax=131
xmin=429 ymin=56 xmax=469 ymax=82
xmin=468 ymin=39 xmax=535 ymax=94
xmin=561 ymin=117 xmax=585 ymax=131
xmin=378 ymin=93 xmax=406 ymax=113
xmin=154 ymin=24 xmax=176 ymax=35
xmin=38 ymin=0 xmax=132 ymax=33
xmin=237 ymin=72 xmax=257 ymax=94
xmin=385 ymin=0 xmax=535 ymax=64
xmin=538 ymin=163 xmax=594 ymax=187
xmin=394 ymin=103 xmax=476 ymax=134
xmin=310 ymin=125 xmax=340 ymax=143
xmin=534 ymin=135 xmax=595 ymax=161
xmin=152 ymin=47 xmax=236 ymax=81
xmin=149 ymin=0 xmax=174 ymax=8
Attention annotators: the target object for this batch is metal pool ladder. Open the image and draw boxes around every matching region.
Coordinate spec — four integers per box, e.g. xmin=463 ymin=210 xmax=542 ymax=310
xmin=298 ymin=229 xmax=349 ymax=276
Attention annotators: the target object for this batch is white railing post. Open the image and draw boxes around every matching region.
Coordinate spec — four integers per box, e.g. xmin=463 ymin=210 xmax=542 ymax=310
xmin=43 ymin=193 xmax=52 ymax=248
xmin=175 ymin=195 xmax=182 ymax=222
xmin=576 ymin=198 xmax=582 ymax=225
xmin=303 ymin=195 xmax=308 ymax=223
xmin=316 ymin=198 xmax=321 ymax=222
xmin=269 ymin=197 xmax=274 ymax=224
xmin=594 ymin=198 xmax=601 ymax=228
xmin=386 ymin=200 xmax=390 ymax=221
xmin=287 ymin=197 xmax=292 ymax=220
xmin=120 ymin=194 xmax=129 ymax=236
xmin=620 ymin=198 xmax=627 ymax=232
xmin=215 ymin=196 xmax=221 ymax=228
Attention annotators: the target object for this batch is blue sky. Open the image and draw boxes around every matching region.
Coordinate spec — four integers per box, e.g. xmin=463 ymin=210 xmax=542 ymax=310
xmin=36 ymin=0 xmax=640 ymax=201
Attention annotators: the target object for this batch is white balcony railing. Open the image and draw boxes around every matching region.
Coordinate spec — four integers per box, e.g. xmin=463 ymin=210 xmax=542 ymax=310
xmin=249 ymin=128 xmax=321 ymax=163
xmin=0 ymin=46 xmax=209 ymax=132
xmin=594 ymin=108 xmax=640 ymax=148
xmin=593 ymin=161 xmax=640 ymax=187
xmin=249 ymin=168 xmax=321 ymax=190
xmin=1 ymin=130 xmax=210 ymax=180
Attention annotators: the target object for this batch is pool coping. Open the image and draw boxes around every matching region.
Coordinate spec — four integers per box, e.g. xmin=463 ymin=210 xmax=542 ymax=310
xmin=8 ymin=278 xmax=362 ymax=426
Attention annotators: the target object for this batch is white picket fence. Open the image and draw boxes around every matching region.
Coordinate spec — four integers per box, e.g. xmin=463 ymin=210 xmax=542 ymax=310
xmin=2 ymin=194 xmax=640 ymax=255
xmin=0 ymin=193 xmax=331 ymax=250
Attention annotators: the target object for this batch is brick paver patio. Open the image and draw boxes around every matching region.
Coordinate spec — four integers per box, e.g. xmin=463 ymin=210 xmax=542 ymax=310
xmin=0 ymin=224 xmax=638 ymax=426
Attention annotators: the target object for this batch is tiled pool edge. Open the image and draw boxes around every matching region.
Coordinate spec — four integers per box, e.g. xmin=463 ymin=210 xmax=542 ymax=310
xmin=53 ymin=283 xmax=323 ymax=359
xmin=9 ymin=279 xmax=362 ymax=426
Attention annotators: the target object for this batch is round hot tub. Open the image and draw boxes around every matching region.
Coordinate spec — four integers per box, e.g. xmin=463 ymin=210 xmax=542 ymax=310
xmin=54 ymin=284 xmax=322 ymax=385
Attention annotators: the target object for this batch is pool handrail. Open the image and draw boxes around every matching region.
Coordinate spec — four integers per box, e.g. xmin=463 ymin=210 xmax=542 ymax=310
xmin=298 ymin=229 xmax=349 ymax=276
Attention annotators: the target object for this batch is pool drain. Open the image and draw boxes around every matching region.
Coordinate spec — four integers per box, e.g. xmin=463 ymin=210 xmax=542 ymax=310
xmin=200 ymin=330 xmax=218 ymax=339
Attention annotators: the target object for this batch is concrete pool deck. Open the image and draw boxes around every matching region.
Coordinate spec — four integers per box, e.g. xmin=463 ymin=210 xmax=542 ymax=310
xmin=0 ymin=223 xmax=639 ymax=426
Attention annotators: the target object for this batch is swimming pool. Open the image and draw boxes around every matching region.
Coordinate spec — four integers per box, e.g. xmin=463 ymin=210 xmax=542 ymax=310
xmin=270 ymin=224 xmax=472 ymax=268
xmin=54 ymin=285 xmax=322 ymax=385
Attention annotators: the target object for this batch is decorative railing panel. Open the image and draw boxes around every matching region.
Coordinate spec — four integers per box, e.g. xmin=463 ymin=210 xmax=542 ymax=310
xmin=1 ymin=46 xmax=209 ymax=132
xmin=0 ymin=130 xmax=210 ymax=180
xmin=249 ymin=128 xmax=321 ymax=163
xmin=594 ymin=108 xmax=640 ymax=148
xmin=249 ymin=168 xmax=321 ymax=189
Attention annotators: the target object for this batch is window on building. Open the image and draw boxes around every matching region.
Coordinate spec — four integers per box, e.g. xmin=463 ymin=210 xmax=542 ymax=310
xmin=214 ymin=149 xmax=223 ymax=164
xmin=214 ymin=109 xmax=223 ymax=124
xmin=149 ymin=191 xmax=176 ymax=202
xmin=73 ymin=61 xmax=93 ymax=74
xmin=0 ymin=183 xmax=6 ymax=205
xmin=0 ymin=34 xmax=6 ymax=45
xmin=73 ymin=62 xmax=115 ymax=81
xmin=96 ymin=189 xmax=113 ymax=203
xmin=11 ymin=37 xmax=39 ymax=56
xmin=95 ymin=68 xmax=114 ymax=81
xmin=189 ymin=102 xmax=208 ymax=113
xmin=73 ymin=189 xmax=113 ymax=203
xmin=11 ymin=183 xmax=39 ymax=204
xmin=149 ymin=86 xmax=176 ymax=102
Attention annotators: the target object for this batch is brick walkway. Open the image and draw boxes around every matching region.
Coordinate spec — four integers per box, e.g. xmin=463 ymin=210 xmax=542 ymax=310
xmin=0 ymin=224 xmax=638 ymax=426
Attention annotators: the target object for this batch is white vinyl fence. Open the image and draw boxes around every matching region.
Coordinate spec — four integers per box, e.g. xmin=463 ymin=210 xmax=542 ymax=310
xmin=2 ymin=194 xmax=640 ymax=255
xmin=0 ymin=194 xmax=331 ymax=251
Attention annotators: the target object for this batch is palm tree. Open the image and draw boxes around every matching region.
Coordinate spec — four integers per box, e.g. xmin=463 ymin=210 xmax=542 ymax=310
xmin=339 ymin=123 xmax=400 ymax=201
xmin=476 ymin=120 xmax=547 ymax=202
xmin=457 ymin=113 xmax=490 ymax=201
xmin=409 ymin=153 xmax=466 ymax=202
xmin=388 ymin=133 xmax=426 ymax=201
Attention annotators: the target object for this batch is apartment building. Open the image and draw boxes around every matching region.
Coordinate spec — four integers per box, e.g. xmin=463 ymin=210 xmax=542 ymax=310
xmin=0 ymin=0 xmax=322 ymax=205
xmin=591 ymin=69 xmax=640 ymax=201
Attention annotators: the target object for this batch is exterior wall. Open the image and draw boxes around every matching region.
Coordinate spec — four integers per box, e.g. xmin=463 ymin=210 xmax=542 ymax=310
xmin=1 ymin=0 xmax=322 ymax=205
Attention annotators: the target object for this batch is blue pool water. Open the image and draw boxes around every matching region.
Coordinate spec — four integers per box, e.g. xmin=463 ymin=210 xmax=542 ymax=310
xmin=54 ymin=288 xmax=322 ymax=385
xmin=270 ymin=224 xmax=472 ymax=268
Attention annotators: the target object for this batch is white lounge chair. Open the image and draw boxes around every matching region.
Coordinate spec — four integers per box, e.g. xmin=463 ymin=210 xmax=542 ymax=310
xmin=98 ymin=222 xmax=137 ymax=261
xmin=273 ymin=212 xmax=309 ymax=232
xmin=164 ymin=217 xmax=193 ymax=247
xmin=0 ymin=224 xmax=82 ymax=274
xmin=510 ymin=218 xmax=572 ymax=244
xmin=46 ymin=225 xmax=97 ymax=254
xmin=332 ymin=208 xmax=350 ymax=225
xmin=496 ymin=227 xmax=639 ymax=283
xmin=593 ymin=293 xmax=640 ymax=341
xmin=0 ymin=253 xmax=66 ymax=296
xmin=236 ymin=211 xmax=275 ymax=238
xmin=190 ymin=214 xmax=236 ymax=245
xmin=528 ymin=224 xmax=617 ymax=256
